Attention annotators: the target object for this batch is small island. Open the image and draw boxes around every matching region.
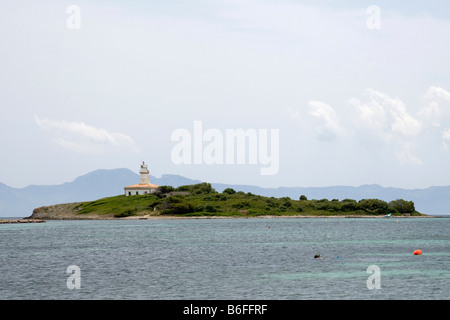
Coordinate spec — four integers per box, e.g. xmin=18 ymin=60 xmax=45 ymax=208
xmin=27 ymin=182 xmax=425 ymax=220
xmin=25 ymin=163 xmax=427 ymax=220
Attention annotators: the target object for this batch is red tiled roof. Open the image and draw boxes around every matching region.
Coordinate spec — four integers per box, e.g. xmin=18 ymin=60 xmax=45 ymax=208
xmin=124 ymin=183 xmax=159 ymax=189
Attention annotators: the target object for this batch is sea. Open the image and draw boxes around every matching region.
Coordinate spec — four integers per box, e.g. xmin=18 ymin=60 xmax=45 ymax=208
xmin=0 ymin=217 xmax=449 ymax=300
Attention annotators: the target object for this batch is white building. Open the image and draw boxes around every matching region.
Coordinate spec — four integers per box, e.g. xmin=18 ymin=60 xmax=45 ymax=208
xmin=124 ymin=162 xmax=159 ymax=196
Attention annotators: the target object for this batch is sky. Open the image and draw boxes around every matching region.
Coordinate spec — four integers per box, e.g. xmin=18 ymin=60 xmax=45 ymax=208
xmin=1 ymin=0 xmax=450 ymax=189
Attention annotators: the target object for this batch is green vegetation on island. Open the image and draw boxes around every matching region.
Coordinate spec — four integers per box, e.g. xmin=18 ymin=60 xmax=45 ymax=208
xmin=73 ymin=182 xmax=424 ymax=218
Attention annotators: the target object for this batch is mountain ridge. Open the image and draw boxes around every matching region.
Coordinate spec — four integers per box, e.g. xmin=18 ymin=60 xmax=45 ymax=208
xmin=1 ymin=168 xmax=449 ymax=216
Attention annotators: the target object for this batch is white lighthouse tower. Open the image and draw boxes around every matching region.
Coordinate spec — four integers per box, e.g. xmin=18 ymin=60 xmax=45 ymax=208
xmin=139 ymin=161 xmax=150 ymax=184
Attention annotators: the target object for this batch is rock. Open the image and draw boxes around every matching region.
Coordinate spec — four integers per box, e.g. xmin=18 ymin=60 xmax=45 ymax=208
xmin=0 ymin=219 xmax=45 ymax=224
xmin=27 ymin=202 xmax=84 ymax=220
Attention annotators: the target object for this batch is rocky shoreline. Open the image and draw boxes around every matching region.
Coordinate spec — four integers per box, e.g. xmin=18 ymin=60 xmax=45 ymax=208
xmin=0 ymin=218 xmax=45 ymax=224
xmin=16 ymin=201 xmax=439 ymax=222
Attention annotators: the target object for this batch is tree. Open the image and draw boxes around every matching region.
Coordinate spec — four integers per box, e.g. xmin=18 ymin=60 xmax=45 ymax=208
xmin=204 ymin=204 xmax=217 ymax=213
xmin=358 ymin=199 xmax=389 ymax=214
xmin=282 ymin=200 xmax=292 ymax=208
xmin=192 ymin=182 xmax=214 ymax=194
xmin=388 ymin=199 xmax=415 ymax=214
xmin=156 ymin=185 xmax=175 ymax=195
xmin=176 ymin=183 xmax=215 ymax=194
xmin=170 ymin=202 xmax=195 ymax=214
xmin=299 ymin=195 xmax=307 ymax=201
xmin=340 ymin=199 xmax=359 ymax=212
xmin=223 ymin=188 xmax=236 ymax=195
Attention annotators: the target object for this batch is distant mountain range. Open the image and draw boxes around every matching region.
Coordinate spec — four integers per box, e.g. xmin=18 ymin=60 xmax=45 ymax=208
xmin=1 ymin=168 xmax=449 ymax=217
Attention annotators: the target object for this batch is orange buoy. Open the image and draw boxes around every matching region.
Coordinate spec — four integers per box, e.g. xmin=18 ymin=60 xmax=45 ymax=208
xmin=413 ymin=249 xmax=422 ymax=255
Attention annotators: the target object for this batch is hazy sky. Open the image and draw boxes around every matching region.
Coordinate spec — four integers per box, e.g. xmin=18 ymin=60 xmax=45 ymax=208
xmin=1 ymin=0 xmax=450 ymax=189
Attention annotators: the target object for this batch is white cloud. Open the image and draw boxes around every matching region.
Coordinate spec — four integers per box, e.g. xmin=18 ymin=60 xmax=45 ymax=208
xmin=442 ymin=128 xmax=450 ymax=150
xmin=290 ymin=87 xmax=450 ymax=165
xmin=349 ymin=89 xmax=423 ymax=164
xmin=349 ymin=96 xmax=387 ymax=136
xmin=308 ymin=100 xmax=343 ymax=141
xmin=417 ymin=86 xmax=450 ymax=152
xmin=419 ymin=86 xmax=450 ymax=128
xmin=34 ymin=116 xmax=140 ymax=154
xmin=352 ymin=89 xmax=422 ymax=137
xmin=394 ymin=142 xmax=423 ymax=165
xmin=424 ymin=86 xmax=450 ymax=102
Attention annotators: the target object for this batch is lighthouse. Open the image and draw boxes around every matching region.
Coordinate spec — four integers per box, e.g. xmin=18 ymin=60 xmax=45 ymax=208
xmin=124 ymin=161 xmax=159 ymax=196
xmin=139 ymin=161 xmax=150 ymax=184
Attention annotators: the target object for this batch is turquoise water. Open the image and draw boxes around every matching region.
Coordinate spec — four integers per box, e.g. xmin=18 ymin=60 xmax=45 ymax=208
xmin=0 ymin=217 xmax=449 ymax=299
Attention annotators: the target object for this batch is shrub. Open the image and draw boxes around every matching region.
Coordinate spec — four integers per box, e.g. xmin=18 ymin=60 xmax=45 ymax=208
xmin=176 ymin=183 xmax=215 ymax=194
xmin=171 ymin=202 xmax=195 ymax=214
xmin=340 ymin=199 xmax=359 ymax=212
xmin=314 ymin=199 xmax=339 ymax=212
xmin=162 ymin=202 xmax=195 ymax=214
xmin=299 ymin=195 xmax=308 ymax=201
xmin=388 ymin=199 xmax=415 ymax=214
xmin=191 ymin=183 xmax=215 ymax=194
xmin=358 ymin=199 xmax=389 ymax=214
xmin=223 ymin=188 xmax=236 ymax=195
xmin=114 ymin=209 xmax=135 ymax=217
xmin=282 ymin=200 xmax=292 ymax=208
xmin=158 ymin=195 xmax=195 ymax=214
xmin=232 ymin=201 xmax=250 ymax=209
xmin=157 ymin=185 xmax=175 ymax=194
xmin=204 ymin=204 xmax=217 ymax=213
